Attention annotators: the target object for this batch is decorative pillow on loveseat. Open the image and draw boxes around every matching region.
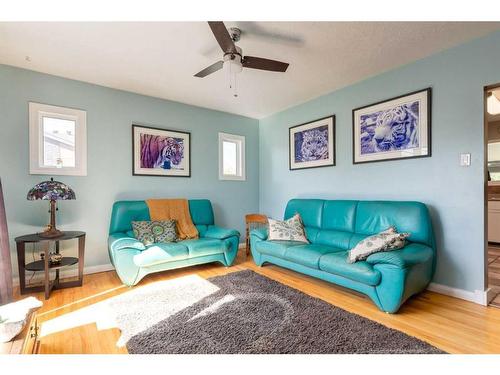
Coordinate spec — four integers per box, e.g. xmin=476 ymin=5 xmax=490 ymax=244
xmin=268 ymin=213 xmax=309 ymax=243
xmin=347 ymin=226 xmax=409 ymax=263
xmin=132 ymin=220 xmax=178 ymax=246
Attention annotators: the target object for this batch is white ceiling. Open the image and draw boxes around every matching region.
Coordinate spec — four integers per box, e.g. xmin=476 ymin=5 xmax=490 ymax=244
xmin=1 ymin=22 xmax=499 ymax=119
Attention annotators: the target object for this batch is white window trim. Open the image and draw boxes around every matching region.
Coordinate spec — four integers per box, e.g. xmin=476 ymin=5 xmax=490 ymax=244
xmin=29 ymin=102 xmax=87 ymax=176
xmin=218 ymin=132 xmax=246 ymax=181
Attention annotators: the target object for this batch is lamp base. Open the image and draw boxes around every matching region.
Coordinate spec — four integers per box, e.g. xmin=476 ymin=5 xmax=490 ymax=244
xmin=38 ymin=199 xmax=64 ymax=238
xmin=39 ymin=228 xmax=64 ymax=239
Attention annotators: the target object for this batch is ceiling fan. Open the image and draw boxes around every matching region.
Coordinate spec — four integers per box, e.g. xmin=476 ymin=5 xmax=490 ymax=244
xmin=194 ymin=22 xmax=290 ymax=96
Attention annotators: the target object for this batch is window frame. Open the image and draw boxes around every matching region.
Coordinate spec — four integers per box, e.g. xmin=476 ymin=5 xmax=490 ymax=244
xmin=29 ymin=102 xmax=87 ymax=176
xmin=218 ymin=132 xmax=245 ymax=181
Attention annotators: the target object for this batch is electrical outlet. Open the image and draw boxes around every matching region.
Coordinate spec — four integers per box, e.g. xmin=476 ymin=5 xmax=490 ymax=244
xmin=460 ymin=153 xmax=471 ymax=167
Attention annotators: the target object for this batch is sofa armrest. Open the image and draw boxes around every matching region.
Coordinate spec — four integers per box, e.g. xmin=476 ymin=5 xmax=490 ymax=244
xmin=250 ymin=227 xmax=268 ymax=241
xmin=108 ymin=232 xmax=146 ymax=252
xmin=365 ymin=243 xmax=433 ymax=268
xmin=204 ymin=225 xmax=240 ymax=240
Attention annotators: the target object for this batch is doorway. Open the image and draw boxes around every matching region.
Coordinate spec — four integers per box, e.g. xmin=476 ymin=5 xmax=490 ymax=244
xmin=485 ymin=83 xmax=500 ymax=308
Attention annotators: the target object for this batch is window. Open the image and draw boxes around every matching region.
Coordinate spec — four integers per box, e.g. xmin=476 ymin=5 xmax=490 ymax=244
xmin=219 ymin=132 xmax=245 ymax=181
xmin=29 ymin=102 xmax=87 ymax=176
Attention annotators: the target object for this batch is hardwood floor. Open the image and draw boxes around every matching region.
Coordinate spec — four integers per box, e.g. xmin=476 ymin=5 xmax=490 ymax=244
xmin=488 ymin=245 xmax=500 ymax=308
xmin=14 ymin=251 xmax=500 ymax=354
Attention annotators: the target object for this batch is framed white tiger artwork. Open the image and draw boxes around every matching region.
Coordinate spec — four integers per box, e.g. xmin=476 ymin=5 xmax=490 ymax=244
xmin=352 ymin=88 xmax=431 ymax=164
xmin=289 ymin=115 xmax=335 ymax=171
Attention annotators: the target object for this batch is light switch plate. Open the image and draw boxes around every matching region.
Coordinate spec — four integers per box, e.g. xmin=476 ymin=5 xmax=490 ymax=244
xmin=460 ymin=153 xmax=471 ymax=167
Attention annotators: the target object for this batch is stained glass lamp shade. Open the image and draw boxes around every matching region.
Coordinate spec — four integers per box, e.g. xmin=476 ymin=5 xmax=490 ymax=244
xmin=27 ymin=178 xmax=76 ymax=238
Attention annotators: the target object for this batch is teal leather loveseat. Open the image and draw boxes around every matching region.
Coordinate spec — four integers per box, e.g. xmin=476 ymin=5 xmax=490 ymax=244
xmin=108 ymin=199 xmax=240 ymax=286
xmin=250 ymin=199 xmax=436 ymax=313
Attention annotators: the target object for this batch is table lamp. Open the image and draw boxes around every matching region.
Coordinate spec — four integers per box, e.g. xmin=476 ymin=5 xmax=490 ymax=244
xmin=27 ymin=178 xmax=76 ymax=238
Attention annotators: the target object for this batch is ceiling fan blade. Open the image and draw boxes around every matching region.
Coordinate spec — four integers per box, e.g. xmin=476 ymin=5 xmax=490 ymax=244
xmin=242 ymin=56 xmax=289 ymax=72
xmin=208 ymin=21 xmax=238 ymax=54
xmin=194 ymin=61 xmax=224 ymax=78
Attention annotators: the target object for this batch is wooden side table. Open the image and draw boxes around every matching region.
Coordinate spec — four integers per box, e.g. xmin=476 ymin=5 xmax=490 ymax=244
xmin=15 ymin=231 xmax=86 ymax=300
xmin=245 ymin=214 xmax=268 ymax=256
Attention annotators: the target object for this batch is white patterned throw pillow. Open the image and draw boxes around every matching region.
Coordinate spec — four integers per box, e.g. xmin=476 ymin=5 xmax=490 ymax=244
xmin=268 ymin=214 xmax=309 ymax=243
xmin=347 ymin=226 xmax=410 ymax=263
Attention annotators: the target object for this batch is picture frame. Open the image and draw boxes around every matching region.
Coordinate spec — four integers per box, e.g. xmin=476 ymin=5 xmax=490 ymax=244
xmin=132 ymin=124 xmax=191 ymax=177
xmin=352 ymin=88 xmax=431 ymax=164
xmin=289 ymin=115 xmax=335 ymax=170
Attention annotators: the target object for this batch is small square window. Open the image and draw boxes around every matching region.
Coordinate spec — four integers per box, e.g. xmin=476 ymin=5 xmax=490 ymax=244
xmin=219 ymin=133 xmax=245 ymax=181
xmin=29 ymin=102 xmax=87 ymax=176
xmin=42 ymin=116 xmax=76 ymax=168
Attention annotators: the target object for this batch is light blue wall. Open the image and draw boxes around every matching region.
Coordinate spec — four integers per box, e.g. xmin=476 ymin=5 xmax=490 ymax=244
xmin=259 ymin=30 xmax=500 ymax=293
xmin=0 ymin=64 xmax=259 ymax=275
xmin=2 ymin=30 xmax=500 ymax=292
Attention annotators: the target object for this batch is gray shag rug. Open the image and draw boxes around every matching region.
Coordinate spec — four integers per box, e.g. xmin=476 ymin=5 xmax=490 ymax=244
xmin=124 ymin=270 xmax=444 ymax=354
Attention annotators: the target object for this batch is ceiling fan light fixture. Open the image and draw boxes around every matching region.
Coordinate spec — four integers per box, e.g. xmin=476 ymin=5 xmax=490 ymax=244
xmin=223 ymin=57 xmax=243 ymax=74
xmin=223 ymin=54 xmax=242 ymax=97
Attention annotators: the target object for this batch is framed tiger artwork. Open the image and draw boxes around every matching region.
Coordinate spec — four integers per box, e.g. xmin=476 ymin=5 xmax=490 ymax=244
xmin=132 ymin=124 xmax=191 ymax=177
xmin=352 ymin=88 xmax=431 ymax=164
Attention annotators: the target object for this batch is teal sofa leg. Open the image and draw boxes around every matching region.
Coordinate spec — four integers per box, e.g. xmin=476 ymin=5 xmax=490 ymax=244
xmin=249 ymin=236 xmax=265 ymax=266
xmin=222 ymin=236 xmax=240 ymax=266
xmin=113 ymin=248 xmax=141 ymax=286
xmin=371 ymin=265 xmax=406 ymax=313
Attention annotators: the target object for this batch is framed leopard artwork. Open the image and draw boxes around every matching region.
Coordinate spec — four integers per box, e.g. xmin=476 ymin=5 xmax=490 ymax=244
xmin=289 ymin=115 xmax=335 ymax=171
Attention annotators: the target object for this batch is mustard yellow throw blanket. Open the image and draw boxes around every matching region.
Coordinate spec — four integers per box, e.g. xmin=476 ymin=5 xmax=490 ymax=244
xmin=146 ymin=199 xmax=199 ymax=240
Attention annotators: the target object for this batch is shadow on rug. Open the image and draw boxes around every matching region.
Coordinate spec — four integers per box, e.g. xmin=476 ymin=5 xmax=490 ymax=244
xmin=125 ymin=270 xmax=445 ymax=354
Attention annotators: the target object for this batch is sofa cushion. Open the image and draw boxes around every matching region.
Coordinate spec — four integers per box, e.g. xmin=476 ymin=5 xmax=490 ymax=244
xmin=188 ymin=199 xmax=214 ymax=226
xmin=321 ymin=200 xmax=357 ymax=232
xmin=319 ymin=251 xmax=381 ymax=286
xmin=284 ymin=199 xmax=324 ymax=228
xmin=254 ymin=240 xmax=305 ymax=258
xmin=110 ymin=201 xmax=150 ymax=234
xmin=348 ymin=227 xmax=409 ymax=263
xmin=196 ymin=225 xmax=208 ymax=237
xmin=131 ymin=221 xmax=156 ymax=246
xmin=204 ymin=226 xmax=240 ymax=240
xmin=132 ymin=220 xmax=178 ymax=245
xmin=284 ymin=244 xmax=342 ymax=269
xmin=133 ymin=243 xmax=189 ymax=267
xmin=314 ymin=229 xmax=353 ymax=250
xmin=181 ymin=238 xmax=228 ymax=257
xmin=355 ymin=201 xmax=432 ymax=247
xmin=268 ymin=214 xmax=309 ymax=243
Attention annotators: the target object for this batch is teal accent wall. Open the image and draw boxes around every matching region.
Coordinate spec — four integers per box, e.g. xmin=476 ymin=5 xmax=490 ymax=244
xmin=0 ymin=64 xmax=259 ymax=275
xmin=259 ymin=31 xmax=500 ymax=293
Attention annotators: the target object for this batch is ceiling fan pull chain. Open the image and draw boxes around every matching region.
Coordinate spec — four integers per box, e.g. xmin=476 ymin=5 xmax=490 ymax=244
xmin=233 ymin=73 xmax=238 ymax=98
xmin=226 ymin=58 xmax=232 ymax=90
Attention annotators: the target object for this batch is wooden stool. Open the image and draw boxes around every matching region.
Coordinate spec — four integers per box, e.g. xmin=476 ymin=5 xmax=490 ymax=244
xmin=245 ymin=214 xmax=268 ymax=256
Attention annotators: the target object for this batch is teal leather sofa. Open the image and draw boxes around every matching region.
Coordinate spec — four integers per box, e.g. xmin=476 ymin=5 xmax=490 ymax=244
xmin=108 ymin=200 xmax=240 ymax=286
xmin=250 ymin=199 xmax=436 ymax=313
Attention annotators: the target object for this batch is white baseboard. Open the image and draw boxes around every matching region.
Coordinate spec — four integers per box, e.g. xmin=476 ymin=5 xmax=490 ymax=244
xmin=12 ymin=263 xmax=115 ymax=287
xmin=427 ymin=282 xmax=490 ymax=306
